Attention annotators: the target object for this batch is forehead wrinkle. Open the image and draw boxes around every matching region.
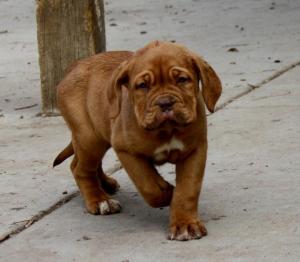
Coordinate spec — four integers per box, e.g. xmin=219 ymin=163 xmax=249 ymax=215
xmin=134 ymin=70 xmax=155 ymax=84
xmin=147 ymin=54 xmax=175 ymax=85
xmin=138 ymin=55 xmax=163 ymax=85
xmin=133 ymin=49 xmax=191 ymax=84
xmin=170 ymin=66 xmax=194 ymax=79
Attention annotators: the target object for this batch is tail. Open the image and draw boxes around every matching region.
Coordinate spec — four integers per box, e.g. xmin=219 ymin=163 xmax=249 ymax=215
xmin=53 ymin=142 xmax=74 ymax=167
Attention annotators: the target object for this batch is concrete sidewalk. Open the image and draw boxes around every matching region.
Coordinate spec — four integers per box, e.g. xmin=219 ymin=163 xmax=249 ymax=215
xmin=1 ymin=67 xmax=300 ymax=261
xmin=1 ymin=0 xmax=300 ymax=261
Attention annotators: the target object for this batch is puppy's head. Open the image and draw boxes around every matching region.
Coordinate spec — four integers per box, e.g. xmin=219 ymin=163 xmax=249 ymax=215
xmin=110 ymin=41 xmax=222 ymax=130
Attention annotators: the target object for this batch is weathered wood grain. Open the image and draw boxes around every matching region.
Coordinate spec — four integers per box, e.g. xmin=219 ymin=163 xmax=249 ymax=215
xmin=36 ymin=0 xmax=106 ymax=114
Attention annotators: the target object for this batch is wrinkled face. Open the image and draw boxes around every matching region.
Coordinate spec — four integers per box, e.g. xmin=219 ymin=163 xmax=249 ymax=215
xmin=127 ymin=46 xmax=199 ymax=131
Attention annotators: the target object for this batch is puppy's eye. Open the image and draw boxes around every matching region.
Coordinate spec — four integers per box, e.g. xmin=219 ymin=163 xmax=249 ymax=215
xmin=136 ymin=82 xmax=148 ymax=90
xmin=177 ymin=76 xmax=189 ymax=84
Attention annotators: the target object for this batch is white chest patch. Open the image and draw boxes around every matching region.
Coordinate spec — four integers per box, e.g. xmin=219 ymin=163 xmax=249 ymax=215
xmin=154 ymin=137 xmax=185 ymax=161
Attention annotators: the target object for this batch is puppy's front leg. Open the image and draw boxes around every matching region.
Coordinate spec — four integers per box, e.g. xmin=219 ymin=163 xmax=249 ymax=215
xmin=169 ymin=143 xmax=208 ymax=241
xmin=117 ymin=152 xmax=174 ymax=207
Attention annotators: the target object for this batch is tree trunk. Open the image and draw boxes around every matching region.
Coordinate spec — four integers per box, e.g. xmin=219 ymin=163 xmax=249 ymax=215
xmin=36 ymin=0 xmax=106 ymax=115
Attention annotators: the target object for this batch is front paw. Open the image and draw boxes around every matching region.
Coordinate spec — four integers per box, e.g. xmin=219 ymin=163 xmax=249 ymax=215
xmin=99 ymin=199 xmax=121 ymax=215
xmin=86 ymin=198 xmax=121 ymax=215
xmin=168 ymin=219 xmax=207 ymax=241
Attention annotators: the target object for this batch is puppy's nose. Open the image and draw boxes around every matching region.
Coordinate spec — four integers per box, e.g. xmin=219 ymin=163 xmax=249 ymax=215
xmin=155 ymin=96 xmax=175 ymax=112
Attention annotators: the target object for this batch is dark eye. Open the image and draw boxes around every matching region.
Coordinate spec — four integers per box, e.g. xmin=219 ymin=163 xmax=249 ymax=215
xmin=136 ymin=82 xmax=148 ymax=90
xmin=177 ymin=76 xmax=189 ymax=84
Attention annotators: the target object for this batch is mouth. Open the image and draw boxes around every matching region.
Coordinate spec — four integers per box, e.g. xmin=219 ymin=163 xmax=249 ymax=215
xmin=144 ymin=110 xmax=191 ymax=131
xmin=161 ymin=110 xmax=174 ymax=121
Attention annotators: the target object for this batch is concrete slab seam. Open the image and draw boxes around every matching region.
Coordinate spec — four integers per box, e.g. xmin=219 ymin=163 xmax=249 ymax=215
xmin=0 ymin=191 xmax=79 ymax=243
xmin=214 ymin=60 xmax=300 ymax=113
xmin=0 ymin=163 xmax=122 ymax=244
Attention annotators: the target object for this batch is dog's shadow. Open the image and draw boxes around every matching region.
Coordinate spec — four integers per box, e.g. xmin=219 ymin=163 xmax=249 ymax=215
xmin=114 ymin=186 xmax=169 ymax=232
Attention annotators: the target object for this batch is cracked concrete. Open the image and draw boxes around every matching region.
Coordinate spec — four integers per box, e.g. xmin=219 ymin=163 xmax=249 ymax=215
xmin=0 ymin=0 xmax=300 ymax=261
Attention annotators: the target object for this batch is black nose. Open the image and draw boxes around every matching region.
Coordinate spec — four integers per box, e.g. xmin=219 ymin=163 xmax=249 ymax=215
xmin=155 ymin=96 xmax=175 ymax=112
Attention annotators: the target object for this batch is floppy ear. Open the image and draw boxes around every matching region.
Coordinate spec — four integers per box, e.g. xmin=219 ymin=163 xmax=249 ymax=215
xmin=107 ymin=61 xmax=129 ymax=118
xmin=191 ymin=53 xmax=222 ymax=113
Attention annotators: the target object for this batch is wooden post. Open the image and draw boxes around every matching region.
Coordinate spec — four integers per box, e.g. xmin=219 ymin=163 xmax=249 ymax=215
xmin=36 ymin=0 xmax=106 ymax=115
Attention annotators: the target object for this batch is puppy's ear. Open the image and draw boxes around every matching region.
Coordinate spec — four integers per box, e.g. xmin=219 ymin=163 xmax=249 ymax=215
xmin=191 ymin=53 xmax=222 ymax=113
xmin=108 ymin=61 xmax=129 ymax=118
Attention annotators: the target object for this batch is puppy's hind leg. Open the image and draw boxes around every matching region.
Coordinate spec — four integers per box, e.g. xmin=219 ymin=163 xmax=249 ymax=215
xmin=97 ymin=162 xmax=120 ymax=194
xmin=71 ymin=139 xmax=121 ymax=215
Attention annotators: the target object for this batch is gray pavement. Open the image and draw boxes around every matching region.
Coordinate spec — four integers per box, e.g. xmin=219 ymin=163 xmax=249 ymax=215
xmin=0 ymin=0 xmax=300 ymax=261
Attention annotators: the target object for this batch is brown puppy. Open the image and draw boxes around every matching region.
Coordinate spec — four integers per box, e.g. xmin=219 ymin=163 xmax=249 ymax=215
xmin=54 ymin=41 xmax=222 ymax=241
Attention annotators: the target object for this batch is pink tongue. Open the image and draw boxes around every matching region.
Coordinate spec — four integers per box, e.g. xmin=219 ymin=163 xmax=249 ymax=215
xmin=162 ymin=111 xmax=174 ymax=120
